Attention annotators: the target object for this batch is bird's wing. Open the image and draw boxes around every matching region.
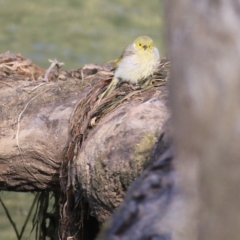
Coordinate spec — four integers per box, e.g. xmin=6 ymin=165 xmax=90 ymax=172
xmin=153 ymin=47 xmax=160 ymax=61
xmin=98 ymin=77 xmax=119 ymax=102
xmin=114 ymin=44 xmax=136 ymax=68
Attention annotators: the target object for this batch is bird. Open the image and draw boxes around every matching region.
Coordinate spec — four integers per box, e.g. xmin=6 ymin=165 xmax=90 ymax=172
xmin=100 ymin=36 xmax=160 ymax=99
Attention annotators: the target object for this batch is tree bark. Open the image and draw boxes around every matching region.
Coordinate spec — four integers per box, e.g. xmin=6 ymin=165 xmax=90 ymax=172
xmin=73 ymin=91 xmax=169 ymax=222
xmin=0 ymin=77 xmax=82 ymax=191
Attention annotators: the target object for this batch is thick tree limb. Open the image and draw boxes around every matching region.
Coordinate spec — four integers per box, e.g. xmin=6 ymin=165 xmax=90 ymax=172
xmin=73 ymin=90 xmax=169 ymax=222
xmin=0 ymin=78 xmax=83 ymax=191
xmin=0 ymin=53 xmax=170 ymax=237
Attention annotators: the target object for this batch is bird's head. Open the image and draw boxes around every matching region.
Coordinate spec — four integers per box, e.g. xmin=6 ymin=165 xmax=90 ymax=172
xmin=134 ymin=36 xmax=154 ymax=51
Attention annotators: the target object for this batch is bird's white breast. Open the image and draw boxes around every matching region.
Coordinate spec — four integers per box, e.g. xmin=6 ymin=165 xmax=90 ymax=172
xmin=115 ymin=47 xmax=160 ymax=84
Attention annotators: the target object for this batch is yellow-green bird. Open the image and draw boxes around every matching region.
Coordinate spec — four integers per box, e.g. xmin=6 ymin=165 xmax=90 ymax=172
xmin=101 ymin=36 xmax=160 ymax=98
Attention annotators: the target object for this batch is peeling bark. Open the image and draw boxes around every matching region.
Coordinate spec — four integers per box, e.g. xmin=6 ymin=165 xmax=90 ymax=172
xmin=73 ymin=89 xmax=169 ymax=221
xmin=0 ymin=78 xmax=84 ymax=191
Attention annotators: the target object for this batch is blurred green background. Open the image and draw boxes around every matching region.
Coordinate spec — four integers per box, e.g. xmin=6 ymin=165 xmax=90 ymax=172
xmin=0 ymin=192 xmax=37 ymax=240
xmin=0 ymin=0 xmax=164 ymax=69
xmin=0 ymin=0 xmax=164 ymax=239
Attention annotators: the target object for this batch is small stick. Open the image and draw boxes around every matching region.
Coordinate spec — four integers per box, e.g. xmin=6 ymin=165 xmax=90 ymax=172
xmin=0 ymin=197 xmax=20 ymax=240
xmin=43 ymin=59 xmax=64 ymax=81
xmin=16 ymin=89 xmax=48 ymax=150
xmin=28 ymin=82 xmax=46 ymax=94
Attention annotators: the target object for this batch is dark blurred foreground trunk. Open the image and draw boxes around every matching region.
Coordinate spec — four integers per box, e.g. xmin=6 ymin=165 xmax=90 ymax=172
xmin=168 ymin=0 xmax=240 ymax=239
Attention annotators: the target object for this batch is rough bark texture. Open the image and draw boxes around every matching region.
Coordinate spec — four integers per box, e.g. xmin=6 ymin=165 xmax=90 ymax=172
xmin=98 ymin=135 xmax=175 ymax=240
xmin=0 ymin=78 xmax=82 ymax=191
xmin=74 ymin=89 xmax=169 ymax=222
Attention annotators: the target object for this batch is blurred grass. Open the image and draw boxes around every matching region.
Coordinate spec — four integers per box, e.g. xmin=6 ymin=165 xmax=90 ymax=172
xmin=0 ymin=192 xmax=36 ymax=240
xmin=0 ymin=0 xmax=164 ymax=239
xmin=0 ymin=0 xmax=164 ymax=69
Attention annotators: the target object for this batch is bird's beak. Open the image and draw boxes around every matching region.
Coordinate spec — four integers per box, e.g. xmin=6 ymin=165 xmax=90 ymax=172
xmin=143 ymin=45 xmax=147 ymax=50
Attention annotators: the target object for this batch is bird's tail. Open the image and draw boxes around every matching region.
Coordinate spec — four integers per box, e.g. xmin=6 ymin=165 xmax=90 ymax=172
xmin=99 ymin=77 xmax=119 ymax=101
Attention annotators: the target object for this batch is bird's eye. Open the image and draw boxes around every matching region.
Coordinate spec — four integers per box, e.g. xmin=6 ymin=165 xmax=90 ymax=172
xmin=139 ymin=43 xmax=142 ymax=46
